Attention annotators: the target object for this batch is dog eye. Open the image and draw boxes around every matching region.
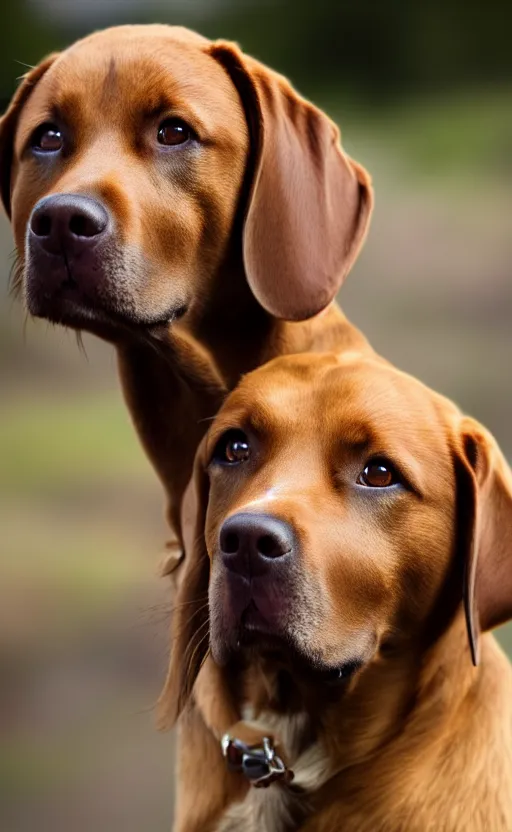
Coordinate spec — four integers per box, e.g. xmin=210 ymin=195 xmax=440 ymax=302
xmin=157 ymin=118 xmax=192 ymax=147
xmin=213 ymin=430 xmax=251 ymax=465
xmin=358 ymin=459 xmax=399 ymax=488
xmin=31 ymin=123 xmax=63 ymax=152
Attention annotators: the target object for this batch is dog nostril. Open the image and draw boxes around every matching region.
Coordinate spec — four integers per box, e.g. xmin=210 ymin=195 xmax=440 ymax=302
xmin=69 ymin=213 xmax=99 ymax=237
xmin=32 ymin=213 xmax=52 ymax=237
xmin=257 ymin=534 xmax=280 ymax=557
xmin=223 ymin=532 xmax=239 ymax=554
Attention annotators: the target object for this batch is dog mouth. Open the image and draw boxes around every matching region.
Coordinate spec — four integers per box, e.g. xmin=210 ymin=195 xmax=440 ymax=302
xmin=31 ymin=285 xmax=185 ymax=333
xmin=22 ymin=251 xmax=188 ymax=336
xmin=228 ymin=601 xmax=364 ymax=686
xmin=211 ymin=556 xmax=371 ymax=687
xmin=240 ymin=599 xmax=276 ymax=635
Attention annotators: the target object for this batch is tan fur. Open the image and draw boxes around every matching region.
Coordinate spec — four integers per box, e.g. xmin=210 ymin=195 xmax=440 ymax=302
xmin=168 ymin=352 xmax=512 ymax=830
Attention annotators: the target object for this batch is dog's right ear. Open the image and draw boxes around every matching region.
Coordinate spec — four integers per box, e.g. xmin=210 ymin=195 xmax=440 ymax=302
xmin=0 ymin=54 xmax=59 ymax=217
xmin=456 ymin=417 xmax=512 ymax=666
xmin=209 ymin=41 xmax=373 ymax=322
xmin=157 ymin=437 xmax=211 ymax=730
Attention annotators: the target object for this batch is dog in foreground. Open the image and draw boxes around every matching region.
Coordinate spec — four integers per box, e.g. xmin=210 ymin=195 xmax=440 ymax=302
xmin=162 ymin=350 xmax=512 ymax=831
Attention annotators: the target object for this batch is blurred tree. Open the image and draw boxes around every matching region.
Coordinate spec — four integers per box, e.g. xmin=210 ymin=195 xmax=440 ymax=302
xmin=0 ymin=3 xmax=59 ymax=103
xmin=0 ymin=0 xmax=511 ymax=109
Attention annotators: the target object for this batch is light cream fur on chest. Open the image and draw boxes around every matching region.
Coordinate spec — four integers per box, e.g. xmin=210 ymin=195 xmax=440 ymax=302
xmin=214 ymin=707 xmax=333 ymax=832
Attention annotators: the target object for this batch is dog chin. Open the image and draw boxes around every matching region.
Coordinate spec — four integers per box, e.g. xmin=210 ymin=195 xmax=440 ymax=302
xmin=212 ymin=633 xmax=366 ymax=692
xmin=211 ymin=608 xmax=371 ymax=689
xmin=210 ymin=620 xmax=293 ymax=669
xmin=212 ymin=618 xmax=332 ymax=675
xmin=25 ymin=278 xmax=186 ymax=339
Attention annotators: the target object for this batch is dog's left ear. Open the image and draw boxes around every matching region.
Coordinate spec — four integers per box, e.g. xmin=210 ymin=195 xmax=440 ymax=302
xmin=157 ymin=439 xmax=211 ymax=730
xmin=209 ymin=41 xmax=373 ymax=321
xmin=0 ymin=54 xmax=60 ymax=217
xmin=457 ymin=417 xmax=512 ymax=665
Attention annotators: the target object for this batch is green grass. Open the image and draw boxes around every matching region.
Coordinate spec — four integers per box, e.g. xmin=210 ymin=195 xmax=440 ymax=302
xmin=383 ymin=89 xmax=512 ymax=178
xmin=329 ymin=85 xmax=512 ymax=183
xmin=0 ymin=392 xmax=152 ymax=492
xmin=0 ymin=390 xmax=158 ymax=620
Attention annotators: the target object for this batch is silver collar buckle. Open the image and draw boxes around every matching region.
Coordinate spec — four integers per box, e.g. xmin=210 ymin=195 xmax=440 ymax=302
xmin=221 ymin=733 xmax=294 ymax=789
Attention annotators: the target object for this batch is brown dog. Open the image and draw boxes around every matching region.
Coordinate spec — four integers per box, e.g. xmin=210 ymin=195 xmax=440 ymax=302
xmin=165 ymin=351 xmax=512 ymax=831
xmin=0 ymin=24 xmax=372 ymax=561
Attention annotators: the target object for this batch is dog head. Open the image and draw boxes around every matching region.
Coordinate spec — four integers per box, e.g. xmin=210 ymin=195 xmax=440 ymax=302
xmin=164 ymin=351 xmax=512 ymax=721
xmin=0 ymin=25 xmax=372 ymax=339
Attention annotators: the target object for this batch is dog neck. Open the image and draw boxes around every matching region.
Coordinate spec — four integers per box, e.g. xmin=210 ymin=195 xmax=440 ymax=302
xmin=187 ymin=245 xmax=372 ymax=389
xmin=203 ymin=608 xmax=486 ymax=810
xmin=116 ymin=254 xmax=371 ymax=539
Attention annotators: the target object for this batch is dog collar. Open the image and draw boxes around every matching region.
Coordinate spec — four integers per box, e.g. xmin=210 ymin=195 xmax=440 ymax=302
xmin=221 ymin=733 xmax=294 ymax=788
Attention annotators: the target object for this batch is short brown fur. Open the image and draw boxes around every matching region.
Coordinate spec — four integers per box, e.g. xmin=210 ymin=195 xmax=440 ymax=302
xmin=0 ymin=24 xmax=373 ymax=563
xmin=167 ymin=352 xmax=512 ymax=831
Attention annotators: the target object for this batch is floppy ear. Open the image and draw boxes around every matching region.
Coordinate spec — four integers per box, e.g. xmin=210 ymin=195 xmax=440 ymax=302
xmin=0 ymin=54 xmax=60 ymax=218
xmin=457 ymin=417 xmax=512 ymax=665
xmin=209 ymin=41 xmax=373 ymax=321
xmin=157 ymin=440 xmax=211 ymax=730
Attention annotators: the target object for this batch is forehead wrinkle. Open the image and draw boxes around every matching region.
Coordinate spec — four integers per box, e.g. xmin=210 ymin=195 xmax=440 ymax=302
xmin=100 ymin=57 xmax=118 ymax=105
xmin=41 ymin=54 xmax=241 ymax=142
xmin=215 ymin=383 xmax=304 ymax=445
xmin=49 ymin=92 xmax=83 ymax=127
xmin=292 ymin=360 xmax=452 ymax=481
xmin=322 ymin=361 xmax=439 ymax=423
xmin=63 ymin=35 xmax=232 ymax=102
xmin=321 ymin=380 xmax=451 ymax=493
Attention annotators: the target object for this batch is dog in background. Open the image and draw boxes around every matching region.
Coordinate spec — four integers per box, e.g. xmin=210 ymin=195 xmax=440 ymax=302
xmin=164 ymin=350 xmax=512 ymax=831
xmin=0 ymin=24 xmax=372 ymax=568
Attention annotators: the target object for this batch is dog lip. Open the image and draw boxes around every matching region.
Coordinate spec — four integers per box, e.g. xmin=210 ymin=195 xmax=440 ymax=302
xmin=236 ymin=622 xmax=366 ymax=684
xmin=28 ymin=283 xmax=118 ymax=329
xmin=31 ymin=291 xmax=181 ymax=333
xmin=223 ymin=573 xmax=285 ymax=629
xmin=26 ymin=254 xmax=188 ymax=332
xmin=217 ymin=565 xmax=293 ymax=638
xmin=240 ymin=599 xmax=273 ymax=633
xmin=237 ymin=606 xmax=290 ymax=651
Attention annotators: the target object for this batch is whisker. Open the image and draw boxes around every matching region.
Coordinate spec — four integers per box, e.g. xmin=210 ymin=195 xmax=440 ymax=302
xmin=197 ymin=645 xmax=211 ymax=675
xmin=171 ymin=596 xmax=209 ymax=617
xmin=177 ymin=602 xmax=210 ymax=636
xmin=182 ymin=616 xmax=210 ymax=649
xmin=183 ymin=628 xmax=210 ymax=695
xmin=8 ymin=252 xmax=23 ymax=299
xmin=75 ymin=330 xmax=88 ymax=359
xmin=14 ymin=59 xmax=35 ymax=70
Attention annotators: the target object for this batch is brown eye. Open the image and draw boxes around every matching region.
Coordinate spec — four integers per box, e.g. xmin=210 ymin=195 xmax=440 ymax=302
xmin=358 ymin=460 xmax=398 ymax=488
xmin=157 ymin=118 xmax=192 ymax=146
xmin=32 ymin=124 xmax=63 ymax=152
xmin=213 ymin=430 xmax=251 ymax=465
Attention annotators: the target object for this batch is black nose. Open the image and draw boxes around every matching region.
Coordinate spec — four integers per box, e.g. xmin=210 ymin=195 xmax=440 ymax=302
xmin=29 ymin=194 xmax=109 ymax=255
xmin=219 ymin=512 xmax=295 ymax=574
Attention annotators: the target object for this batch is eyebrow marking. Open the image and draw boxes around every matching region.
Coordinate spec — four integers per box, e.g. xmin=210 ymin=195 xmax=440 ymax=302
xmin=50 ymin=95 xmax=80 ymax=124
xmin=101 ymin=57 xmax=117 ymax=103
xmin=142 ymin=100 xmax=173 ymax=121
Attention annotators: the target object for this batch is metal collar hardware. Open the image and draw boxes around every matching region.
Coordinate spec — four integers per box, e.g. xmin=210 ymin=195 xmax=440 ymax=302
xmin=221 ymin=733 xmax=294 ymax=789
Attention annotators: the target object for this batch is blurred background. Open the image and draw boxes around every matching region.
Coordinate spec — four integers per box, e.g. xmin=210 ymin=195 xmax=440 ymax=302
xmin=1 ymin=1 xmax=511 ymax=829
